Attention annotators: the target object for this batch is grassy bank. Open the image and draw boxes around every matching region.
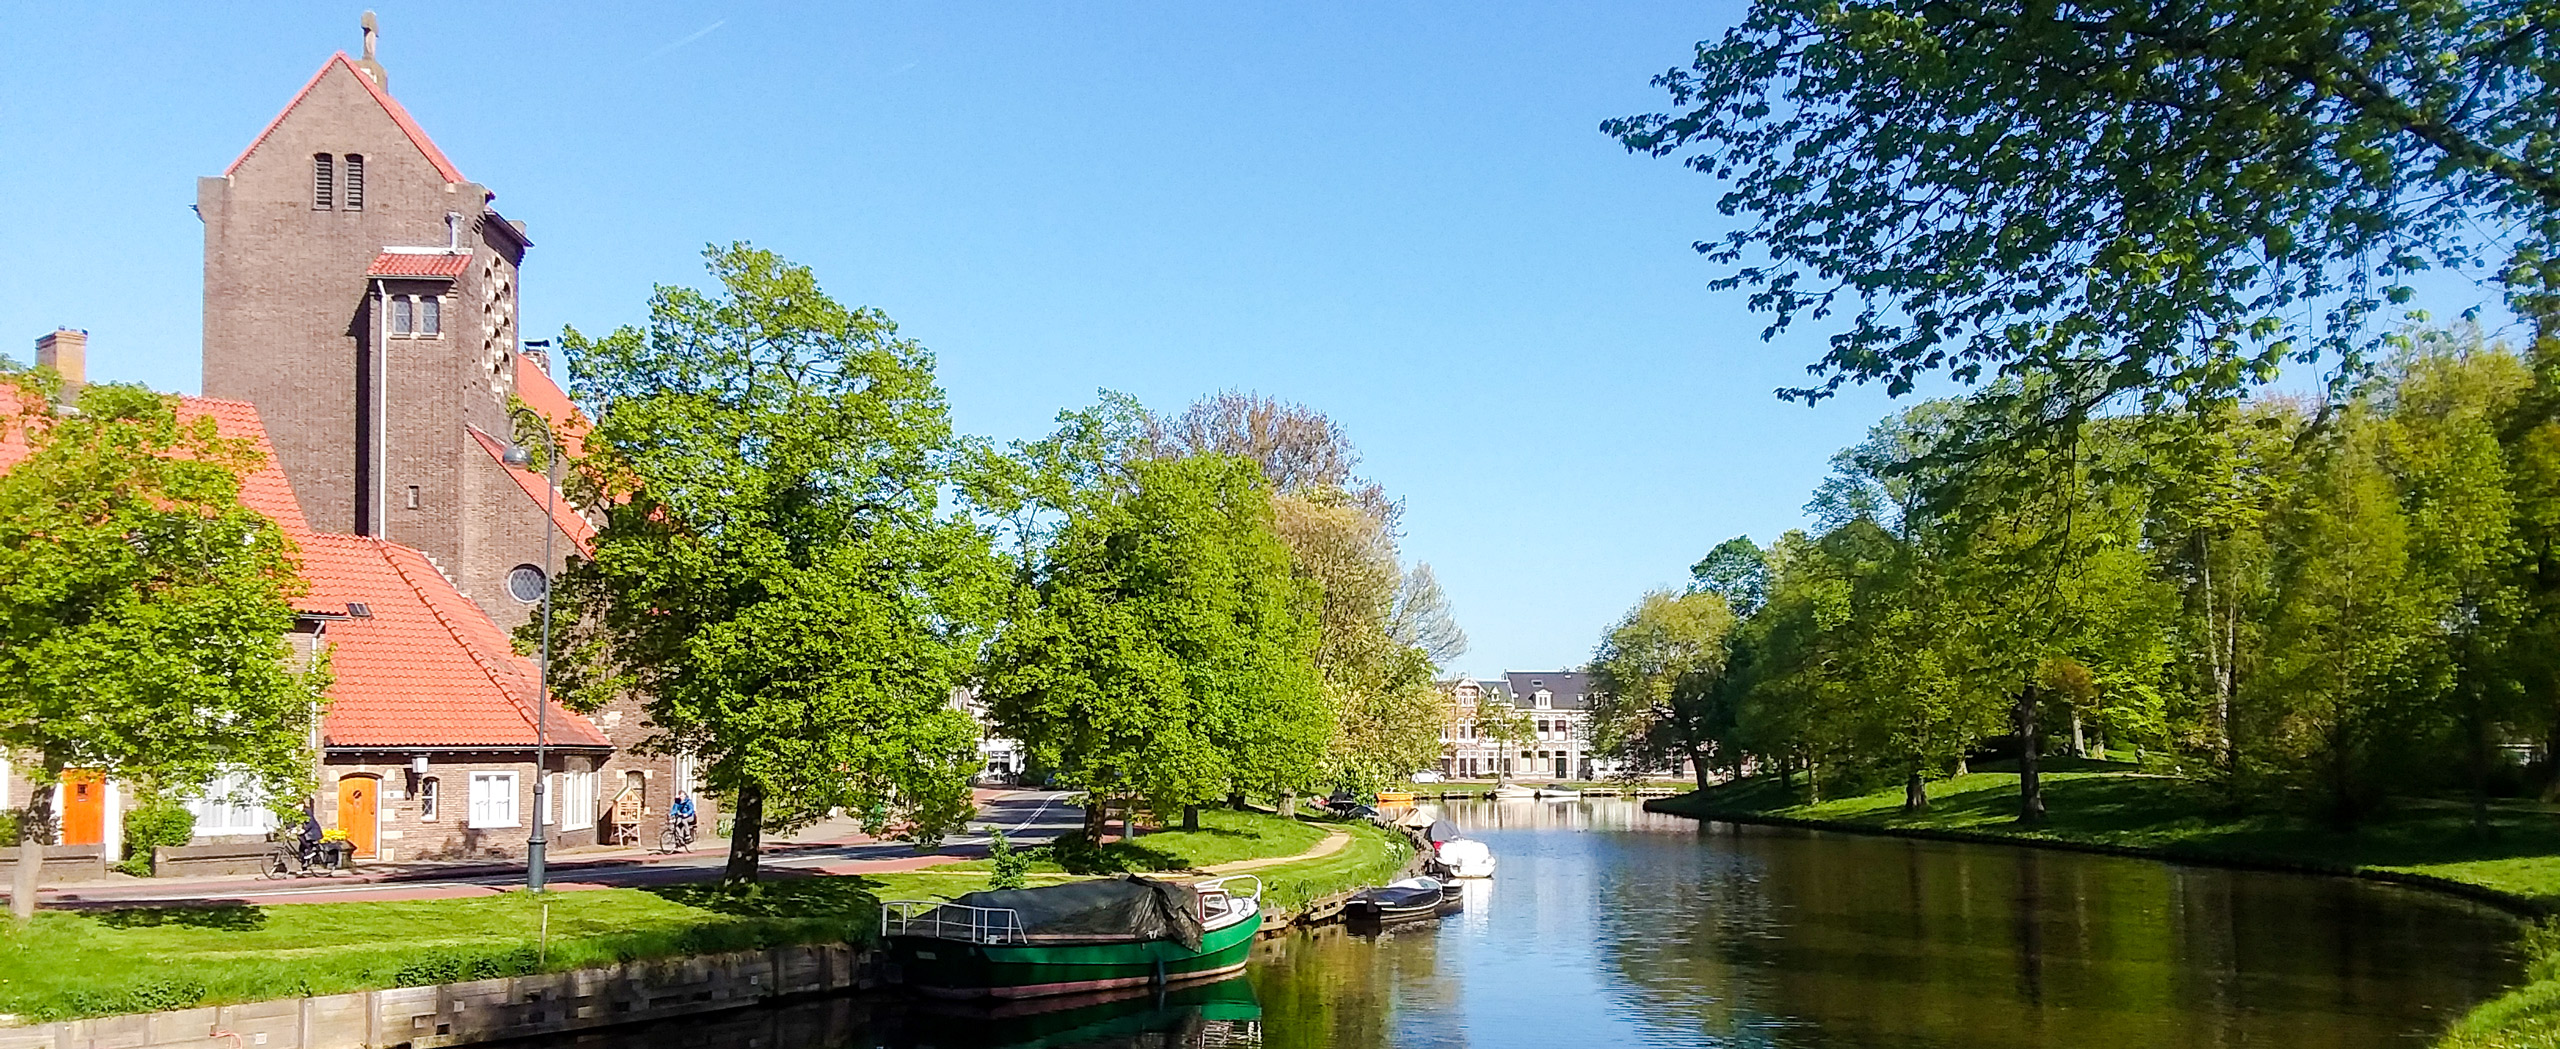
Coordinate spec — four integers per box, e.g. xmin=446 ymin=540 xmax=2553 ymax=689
xmin=1650 ymin=770 xmax=2560 ymax=1048
xmin=0 ymin=808 xmax=1399 ymax=1024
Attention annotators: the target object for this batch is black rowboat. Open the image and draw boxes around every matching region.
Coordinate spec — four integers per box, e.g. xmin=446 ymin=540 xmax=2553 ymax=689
xmin=1345 ymin=876 xmax=1459 ymax=925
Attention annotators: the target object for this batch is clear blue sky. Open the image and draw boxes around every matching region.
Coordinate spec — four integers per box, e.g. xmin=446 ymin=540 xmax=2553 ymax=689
xmin=0 ymin=3 xmax=2521 ymax=674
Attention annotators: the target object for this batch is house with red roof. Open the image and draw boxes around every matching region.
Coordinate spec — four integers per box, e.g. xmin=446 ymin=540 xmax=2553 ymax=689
xmin=3 ymin=18 xmax=709 ymax=866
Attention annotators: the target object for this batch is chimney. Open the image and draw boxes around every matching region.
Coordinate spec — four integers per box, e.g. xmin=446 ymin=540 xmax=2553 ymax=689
xmin=35 ymin=328 xmax=86 ymax=392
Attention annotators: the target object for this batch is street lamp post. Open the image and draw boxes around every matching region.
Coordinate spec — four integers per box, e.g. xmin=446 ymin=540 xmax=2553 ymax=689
xmin=503 ymin=389 xmax=561 ymax=893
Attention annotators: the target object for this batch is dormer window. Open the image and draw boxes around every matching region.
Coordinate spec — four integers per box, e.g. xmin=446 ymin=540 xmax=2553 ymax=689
xmin=1535 ymin=690 xmax=1553 ymax=709
xmin=343 ymin=154 xmax=365 ymax=210
xmin=312 ymin=154 xmax=334 ymax=209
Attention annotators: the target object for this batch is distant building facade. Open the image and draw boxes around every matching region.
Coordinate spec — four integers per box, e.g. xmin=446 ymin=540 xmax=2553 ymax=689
xmin=1436 ymin=671 xmax=1691 ymax=781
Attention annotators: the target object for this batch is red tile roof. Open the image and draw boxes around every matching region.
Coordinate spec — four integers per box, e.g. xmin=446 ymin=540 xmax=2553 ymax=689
xmin=366 ymin=251 xmax=469 ymax=278
xmin=0 ymin=393 xmax=310 ymax=535
xmin=468 ymin=426 xmax=597 ymax=556
xmin=301 ymin=534 xmax=608 ymax=749
xmin=512 ymin=355 xmax=591 ymax=461
xmin=3 ymin=389 xmax=606 ymax=751
xmin=226 ymin=53 xmax=467 ymax=185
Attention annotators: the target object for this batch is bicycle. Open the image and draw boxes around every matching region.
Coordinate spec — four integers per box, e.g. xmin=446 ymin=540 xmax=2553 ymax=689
xmin=658 ymin=813 xmax=697 ymax=854
xmin=261 ymin=835 xmax=351 ymax=879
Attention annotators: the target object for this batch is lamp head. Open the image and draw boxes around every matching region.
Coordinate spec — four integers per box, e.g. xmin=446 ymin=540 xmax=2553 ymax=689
xmin=502 ymin=444 xmax=533 ymax=468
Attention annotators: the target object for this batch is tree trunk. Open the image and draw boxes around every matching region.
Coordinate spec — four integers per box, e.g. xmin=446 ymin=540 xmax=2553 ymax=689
xmin=1807 ymin=759 xmax=1823 ymax=804
xmin=1278 ymin=793 xmax=1296 ymax=819
xmin=1182 ymin=804 xmax=1200 ymax=833
xmin=13 ymin=779 xmax=57 ymax=923
xmin=2016 ymin=685 xmax=2046 ymax=825
xmin=721 ymin=782 xmax=765 ymax=885
xmin=1955 ymin=753 xmax=1971 ymax=777
xmin=1688 ymin=745 xmax=1711 ymax=791
xmin=1904 ymin=765 xmax=1929 ymax=814
xmin=2069 ymin=709 xmax=2087 ymax=758
xmin=1083 ymin=799 xmax=1109 ymax=840
xmin=1227 ymin=792 xmax=1247 ymax=811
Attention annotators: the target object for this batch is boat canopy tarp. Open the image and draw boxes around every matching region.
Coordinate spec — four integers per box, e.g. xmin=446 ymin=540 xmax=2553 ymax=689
xmin=939 ymin=875 xmax=1205 ymax=950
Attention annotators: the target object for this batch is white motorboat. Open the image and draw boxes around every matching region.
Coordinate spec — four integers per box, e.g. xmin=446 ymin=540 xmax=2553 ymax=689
xmin=1488 ymin=781 xmax=1536 ymax=801
xmin=1436 ymin=838 xmax=1496 ymax=879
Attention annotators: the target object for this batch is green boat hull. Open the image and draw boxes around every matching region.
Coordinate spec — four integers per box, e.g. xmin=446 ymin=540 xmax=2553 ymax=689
xmin=889 ymin=909 xmax=1263 ymax=999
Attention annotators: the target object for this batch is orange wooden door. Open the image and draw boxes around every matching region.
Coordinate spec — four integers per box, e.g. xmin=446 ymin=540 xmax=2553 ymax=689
xmin=336 ymin=775 xmax=378 ymax=858
xmin=60 ymin=771 xmax=106 ymax=845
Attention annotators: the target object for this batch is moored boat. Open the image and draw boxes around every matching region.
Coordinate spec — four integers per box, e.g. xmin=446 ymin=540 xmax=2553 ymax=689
xmin=1435 ymin=837 xmax=1496 ymax=878
xmin=1488 ymin=781 xmax=1536 ymax=800
xmin=883 ymin=874 xmax=1264 ymax=999
xmin=1345 ymin=876 xmax=1458 ymax=924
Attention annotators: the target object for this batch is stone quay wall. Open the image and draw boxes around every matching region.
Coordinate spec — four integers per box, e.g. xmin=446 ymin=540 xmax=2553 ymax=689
xmin=0 ymin=943 xmax=872 ymax=1049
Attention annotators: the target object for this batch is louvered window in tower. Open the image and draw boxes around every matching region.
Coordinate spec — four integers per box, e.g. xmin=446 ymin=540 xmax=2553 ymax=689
xmin=312 ymin=154 xmax=334 ymax=209
xmin=343 ymin=154 xmax=365 ymax=210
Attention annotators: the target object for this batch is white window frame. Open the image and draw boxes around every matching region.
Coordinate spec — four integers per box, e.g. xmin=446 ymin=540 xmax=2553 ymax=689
xmin=468 ymin=771 xmax=519 ymax=828
xmin=185 ymin=770 xmax=276 ymax=838
xmin=550 ymin=770 xmax=596 ymax=830
xmin=418 ymin=776 xmax=440 ymax=821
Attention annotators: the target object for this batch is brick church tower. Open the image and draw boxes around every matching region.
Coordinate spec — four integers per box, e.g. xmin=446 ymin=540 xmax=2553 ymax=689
xmin=198 ymin=15 xmax=585 ymax=629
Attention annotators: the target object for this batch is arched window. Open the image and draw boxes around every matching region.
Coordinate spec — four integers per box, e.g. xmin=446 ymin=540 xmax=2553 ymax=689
xmin=343 ymin=154 xmax=365 ymax=210
xmin=312 ymin=154 xmax=334 ymax=209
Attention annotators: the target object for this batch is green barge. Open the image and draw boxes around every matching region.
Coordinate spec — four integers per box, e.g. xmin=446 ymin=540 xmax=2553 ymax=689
xmin=882 ymin=874 xmax=1264 ymax=999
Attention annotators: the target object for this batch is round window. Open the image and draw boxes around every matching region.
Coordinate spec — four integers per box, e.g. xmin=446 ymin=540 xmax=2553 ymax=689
xmin=506 ymin=564 xmax=548 ymax=603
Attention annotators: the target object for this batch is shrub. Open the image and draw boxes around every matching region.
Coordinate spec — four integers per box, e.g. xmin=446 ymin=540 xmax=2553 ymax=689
xmin=116 ymin=801 xmax=199 ymax=876
xmin=391 ymin=945 xmax=544 ymax=987
xmin=987 ymin=830 xmax=1028 ymax=890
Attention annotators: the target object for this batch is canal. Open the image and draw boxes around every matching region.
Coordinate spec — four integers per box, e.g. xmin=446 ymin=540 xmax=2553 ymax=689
xmin=533 ymin=797 xmax=2525 ymax=1049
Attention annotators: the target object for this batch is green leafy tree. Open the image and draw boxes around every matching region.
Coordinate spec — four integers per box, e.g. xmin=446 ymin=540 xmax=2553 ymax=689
xmin=1467 ymin=695 xmax=1537 ymax=781
xmin=1608 ymin=0 xmax=2560 ymax=410
xmin=2253 ymin=406 xmax=2431 ymax=822
xmin=979 ymin=446 xmax=1328 ymax=833
xmin=1687 ymin=536 xmax=1769 ymax=616
xmin=0 ymin=371 xmax=327 ymax=918
xmin=548 ymin=244 xmax=999 ymax=884
xmin=1592 ymin=590 xmax=1740 ymax=790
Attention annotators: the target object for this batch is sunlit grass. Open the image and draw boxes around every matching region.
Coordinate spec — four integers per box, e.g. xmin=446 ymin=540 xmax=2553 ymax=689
xmin=0 ymin=809 xmax=1391 ymax=1024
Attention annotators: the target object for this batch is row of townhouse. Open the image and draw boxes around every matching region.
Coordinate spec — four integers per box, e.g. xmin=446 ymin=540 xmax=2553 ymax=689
xmin=1 ymin=26 xmax=710 ymax=865
xmin=1435 ymin=672 xmax=1694 ymax=782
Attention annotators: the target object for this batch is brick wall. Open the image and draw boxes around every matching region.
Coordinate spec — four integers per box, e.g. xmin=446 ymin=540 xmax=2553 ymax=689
xmin=324 ymin=752 xmax=606 ymax=861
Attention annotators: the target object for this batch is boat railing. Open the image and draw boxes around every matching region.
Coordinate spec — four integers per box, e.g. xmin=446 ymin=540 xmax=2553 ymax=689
xmin=880 ymin=900 xmax=1028 ymax=944
xmin=1191 ymin=874 xmax=1263 ymax=919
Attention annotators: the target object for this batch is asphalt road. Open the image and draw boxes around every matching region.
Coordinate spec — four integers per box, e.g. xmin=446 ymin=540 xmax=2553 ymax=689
xmin=40 ymin=789 xmax=1084 ymax=909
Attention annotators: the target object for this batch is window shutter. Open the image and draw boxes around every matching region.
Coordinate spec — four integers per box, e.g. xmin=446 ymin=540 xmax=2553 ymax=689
xmin=344 ymin=154 xmax=365 ymax=210
xmin=313 ymin=154 xmax=334 ymax=209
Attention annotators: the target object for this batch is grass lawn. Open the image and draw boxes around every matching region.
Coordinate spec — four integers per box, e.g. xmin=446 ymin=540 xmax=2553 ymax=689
xmin=0 ymin=883 xmax=870 ymax=1023
xmin=1651 ymin=770 xmax=2560 ymax=1049
xmin=1657 ymin=770 xmax=2560 ymax=905
xmin=0 ymin=808 xmax=1396 ymax=1024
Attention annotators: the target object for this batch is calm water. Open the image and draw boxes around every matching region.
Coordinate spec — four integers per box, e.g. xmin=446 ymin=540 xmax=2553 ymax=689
xmin=529 ymin=798 xmax=2525 ymax=1049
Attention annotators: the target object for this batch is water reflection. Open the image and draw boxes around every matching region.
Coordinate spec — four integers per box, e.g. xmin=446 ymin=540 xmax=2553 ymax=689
xmin=1255 ymin=799 xmax=2522 ymax=1048
xmin=514 ymin=978 xmax=1262 ymax=1049
xmin=513 ymin=799 xmax=2521 ymax=1049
